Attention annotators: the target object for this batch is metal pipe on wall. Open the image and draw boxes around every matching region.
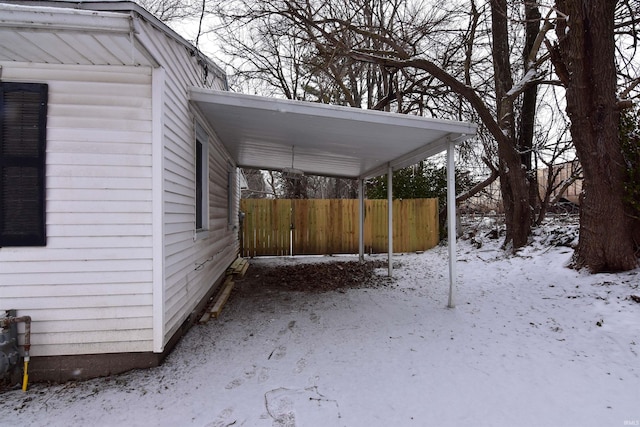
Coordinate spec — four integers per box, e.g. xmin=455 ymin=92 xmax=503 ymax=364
xmin=1 ymin=314 xmax=32 ymax=391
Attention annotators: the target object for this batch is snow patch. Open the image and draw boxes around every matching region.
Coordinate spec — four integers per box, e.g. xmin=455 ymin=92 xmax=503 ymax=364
xmin=1 ymin=216 xmax=639 ymax=427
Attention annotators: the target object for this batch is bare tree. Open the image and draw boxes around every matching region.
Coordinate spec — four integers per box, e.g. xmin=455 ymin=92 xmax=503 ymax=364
xmin=176 ymin=0 xmax=638 ymax=268
xmin=241 ymin=169 xmax=269 ymax=198
xmin=134 ymin=0 xmax=197 ymax=22
xmin=263 ymin=0 xmax=555 ymax=250
xmin=210 ymin=0 xmax=405 ymax=198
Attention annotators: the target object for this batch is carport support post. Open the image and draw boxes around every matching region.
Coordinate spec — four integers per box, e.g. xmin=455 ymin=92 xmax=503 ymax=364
xmin=387 ymin=166 xmax=393 ymax=277
xmin=358 ymin=178 xmax=365 ymax=263
xmin=447 ymin=141 xmax=456 ymax=308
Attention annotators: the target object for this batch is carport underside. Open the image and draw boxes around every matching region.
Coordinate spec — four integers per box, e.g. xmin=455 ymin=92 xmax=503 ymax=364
xmin=190 ymin=88 xmax=478 ymax=308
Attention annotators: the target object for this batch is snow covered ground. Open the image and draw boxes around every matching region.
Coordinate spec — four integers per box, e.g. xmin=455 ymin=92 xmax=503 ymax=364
xmin=1 ymin=217 xmax=639 ymax=427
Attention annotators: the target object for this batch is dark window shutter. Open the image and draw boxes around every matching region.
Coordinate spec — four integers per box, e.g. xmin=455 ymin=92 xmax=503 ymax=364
xmin=0 ymin=82 xmax=48 ymax=246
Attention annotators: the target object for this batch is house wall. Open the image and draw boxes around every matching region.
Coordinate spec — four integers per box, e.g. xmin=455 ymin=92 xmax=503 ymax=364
xmin=0 ymin=6 xmax=240 ymax=375
xmin=0 ymin=62 xmax=155 ymax=356
xmin=133 ymin=18 xmax=240 ymax=349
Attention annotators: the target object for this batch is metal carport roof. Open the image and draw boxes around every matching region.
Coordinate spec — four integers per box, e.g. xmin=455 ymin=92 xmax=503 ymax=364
xmin=189 ymin=88 xmax=477 ymax=179
xmin=189 ymin=88 xmax=478 ymax=308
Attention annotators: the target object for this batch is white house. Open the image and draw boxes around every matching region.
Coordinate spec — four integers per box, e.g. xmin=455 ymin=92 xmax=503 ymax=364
xmin=0 ymin=0 xmax=241 ymax=382
xmin=0 ymin=0 xmax=477 ymax=384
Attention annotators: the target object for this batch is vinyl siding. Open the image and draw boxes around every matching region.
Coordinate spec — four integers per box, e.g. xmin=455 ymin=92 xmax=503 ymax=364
xmin=133 ymin=18 xmax=239 ymax=346
xmin=0 ymin=62 xmax=154 ymax=356
xmin=1 ymin=11 xmax=240 ymax=360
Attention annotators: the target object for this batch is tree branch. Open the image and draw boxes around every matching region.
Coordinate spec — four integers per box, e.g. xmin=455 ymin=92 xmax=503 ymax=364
xmin=456 ymin=166 xmax=500 ymax=204
xmin=346 ymin=50 xmax=506 ymax=145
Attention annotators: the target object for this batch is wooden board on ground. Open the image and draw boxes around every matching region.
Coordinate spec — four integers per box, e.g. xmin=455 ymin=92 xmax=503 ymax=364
xmin=199 ymin=311 xmax=211 ymax=323
xmin=236 ymin=259 xmax=249 ymax=277
xmin=210 ymin=277 xmax=235 ymax=318
xmin=227 ymin=257 xmax=243 ymax=272
xmin=199 ymin=276 xmax=235 ymax=323
xmin=227 ymin=257 xmax=249 ymax=277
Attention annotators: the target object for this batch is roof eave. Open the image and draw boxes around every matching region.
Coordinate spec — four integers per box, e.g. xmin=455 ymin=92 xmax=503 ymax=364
xmin=189 ymin=88 xmax=478 ymax=180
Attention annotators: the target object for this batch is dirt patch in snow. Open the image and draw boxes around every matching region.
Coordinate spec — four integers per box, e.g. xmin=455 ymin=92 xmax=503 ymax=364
xmin=237 ymin=259 xmax=394 ymax=293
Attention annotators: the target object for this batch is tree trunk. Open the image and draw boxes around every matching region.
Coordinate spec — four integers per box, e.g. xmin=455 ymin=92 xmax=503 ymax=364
xmin=491 ymin=0 xmax=532 ymax=250
xmin=556 ymin=0 xmax=638 ymax=271
xmin=521 ymin=2 xmax=541 ymax=219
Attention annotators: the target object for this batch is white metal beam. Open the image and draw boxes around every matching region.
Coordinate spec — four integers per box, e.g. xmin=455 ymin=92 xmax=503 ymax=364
xmin=447 ymin=142 xmax=457 ymax=308
xmin=387 ymin=166 xmax=393 ymax=278
xmin=358 ymin=178 xmax=365 ymax=263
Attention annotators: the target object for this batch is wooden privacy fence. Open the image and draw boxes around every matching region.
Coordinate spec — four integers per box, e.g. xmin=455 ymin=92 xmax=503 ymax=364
xmin=240 ymin=198 xmax=439 ymax=257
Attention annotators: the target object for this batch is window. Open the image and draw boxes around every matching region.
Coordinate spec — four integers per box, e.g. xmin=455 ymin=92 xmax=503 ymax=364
xmin=0 ymin=82 xmax=48 ymax=247
xmin=227 ymin=165 xmax=236 ymax=226
xmin=195 ymin=124 xmax=208 ymax=231
xmin=195 ymin=138 xmax=203 ymax=229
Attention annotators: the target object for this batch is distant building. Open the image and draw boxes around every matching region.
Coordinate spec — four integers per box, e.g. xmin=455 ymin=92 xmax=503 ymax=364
xmin=462 ymin=159 xmax=582 ymax=213
xmin=537 ymin=159 xmax=582 ymax=205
